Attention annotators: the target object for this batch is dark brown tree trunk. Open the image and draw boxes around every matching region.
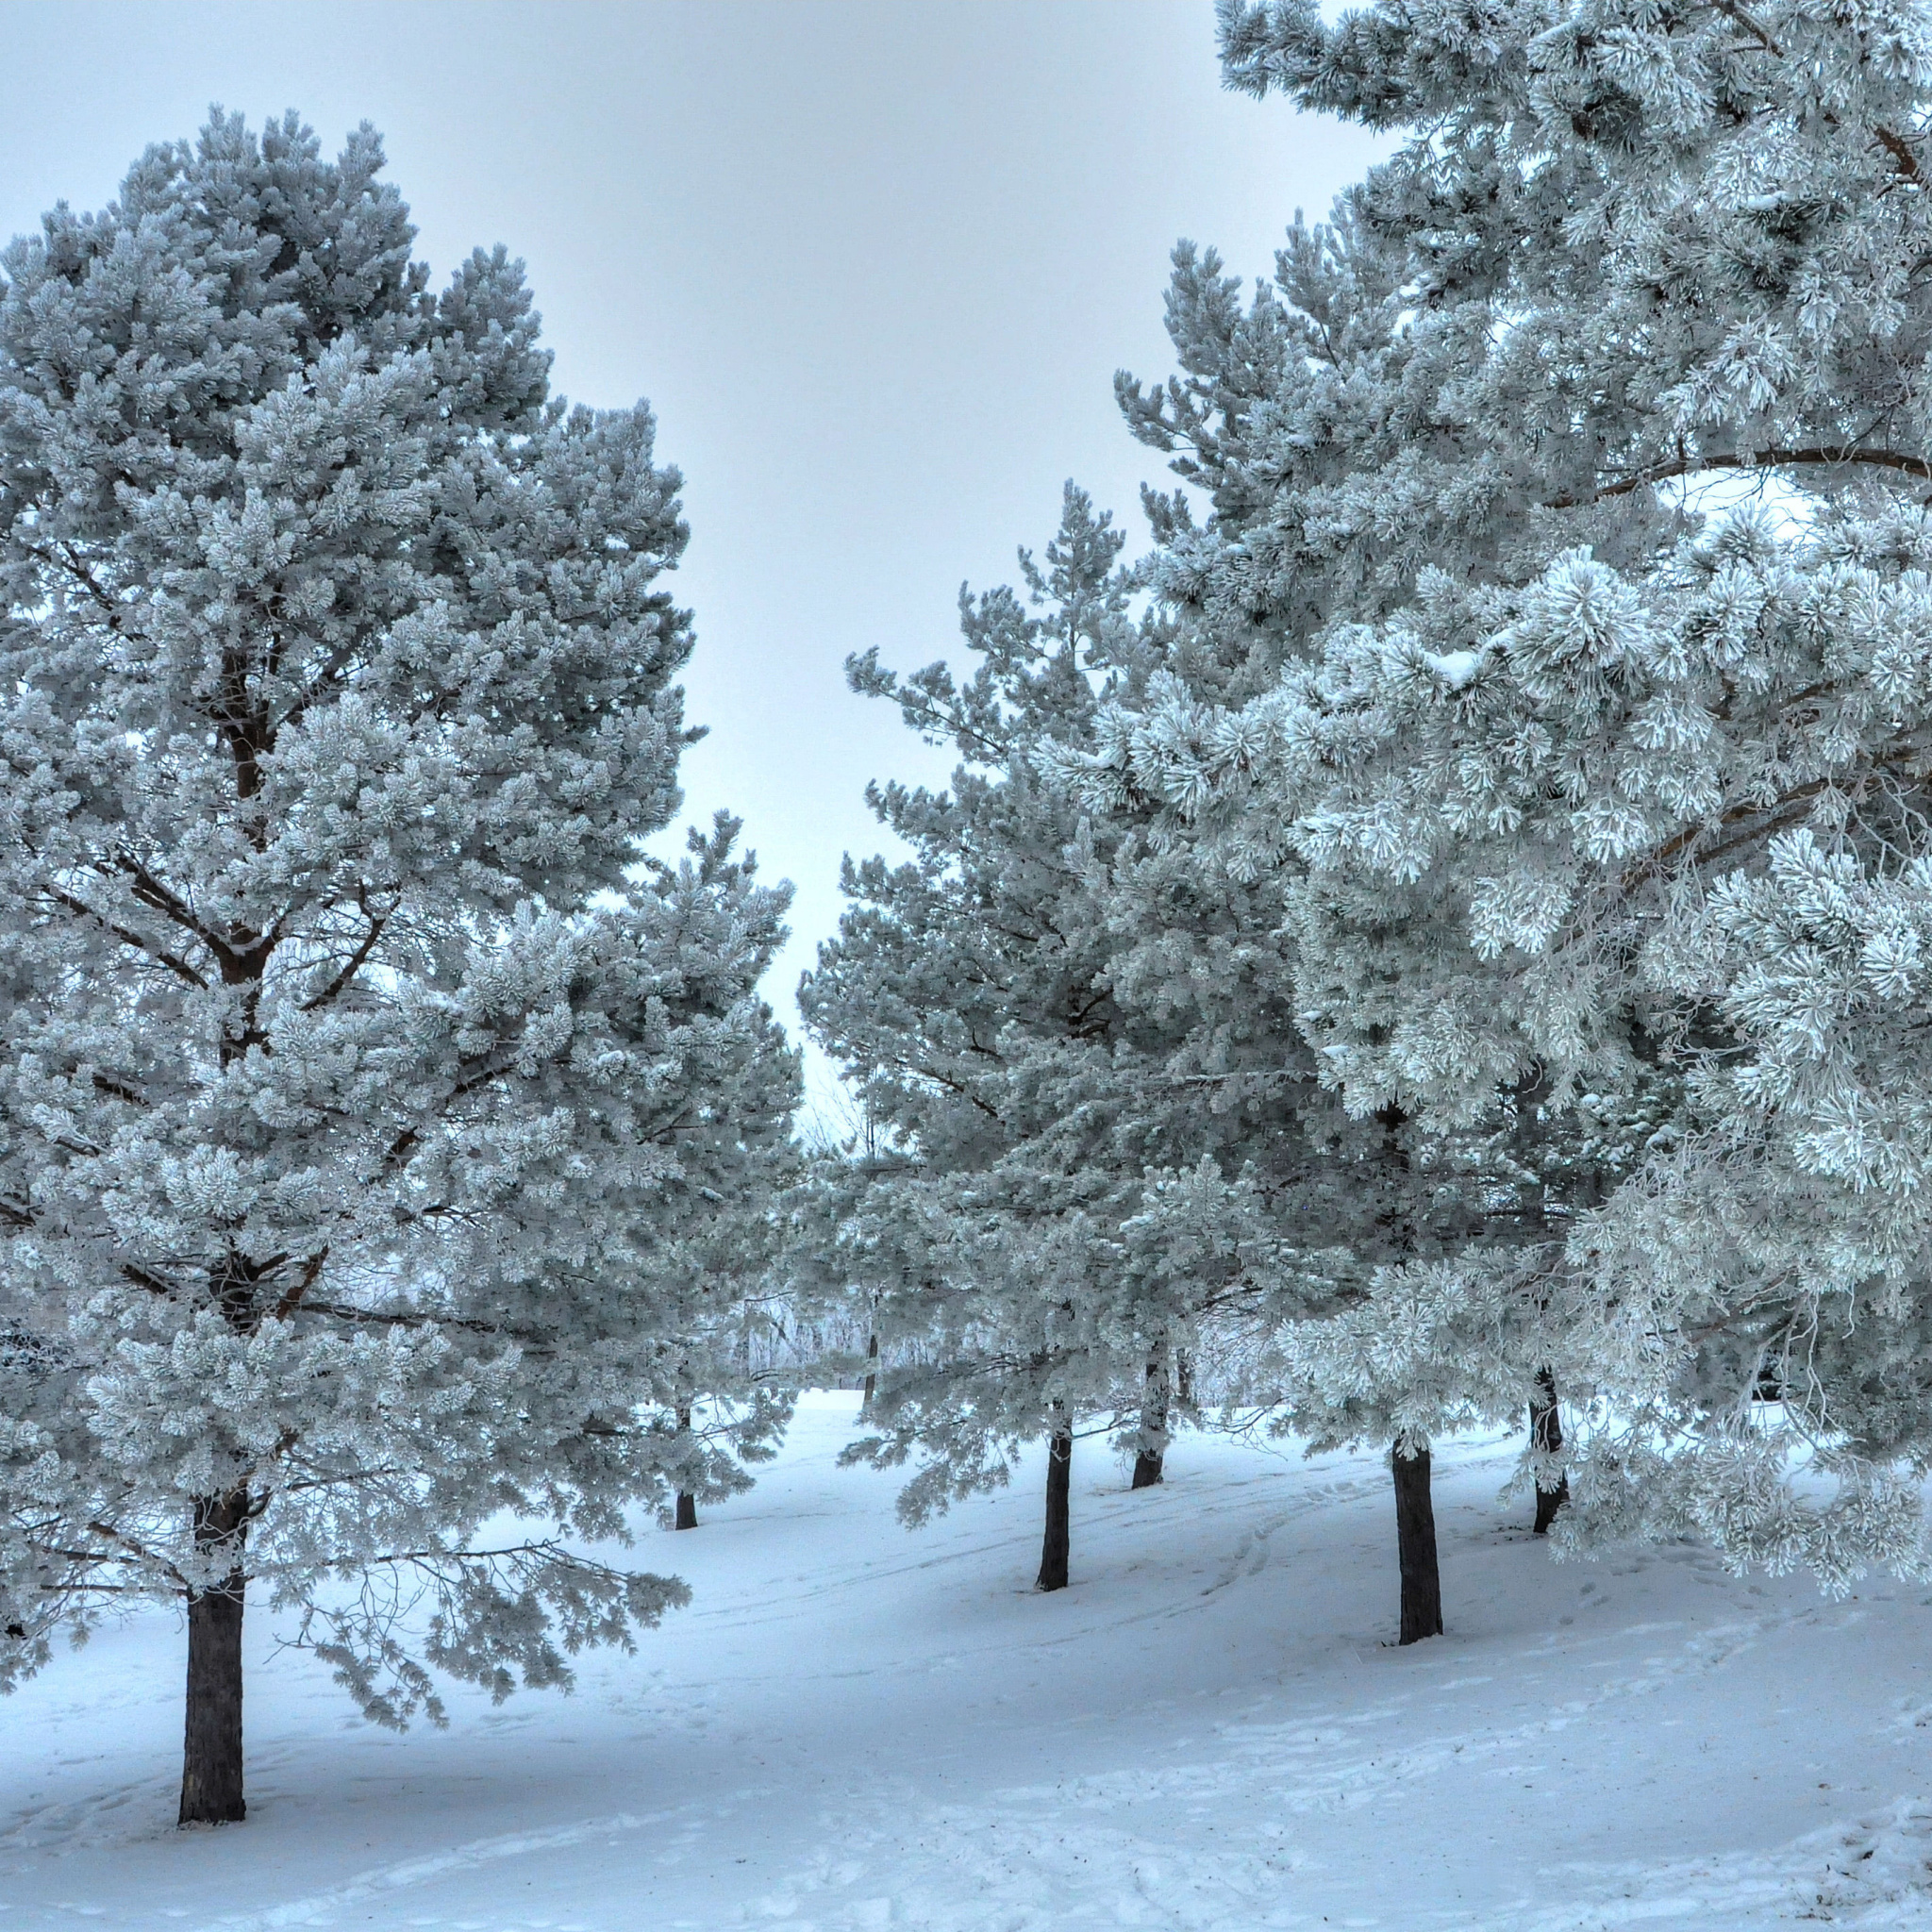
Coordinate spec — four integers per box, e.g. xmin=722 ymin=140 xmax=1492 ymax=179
xmin=1130 ymin=1352 xmax=1168 ymax=1489
xmin=1392 ymin=1441 xmax=1443 ymax=1644
xmin=1036 ymin=1410 xmax=1072 ymax=1591
xmin=1174 ymin=1348 xmax=1194 ymax=1409
xmin=1529 ymin=1367 xmax=1570 ymax=1535
xmin=179 ymin=1490 xmax=249 ymax=1825
xmin=674 ymin=1401 xmax=697 ymax=1529
xmin=860 ymin=1326 xmax=878 ymax=1417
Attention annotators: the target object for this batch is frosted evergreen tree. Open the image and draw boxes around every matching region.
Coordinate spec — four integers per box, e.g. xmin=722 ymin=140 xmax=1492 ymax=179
xmin=801 ymin=491 xmax=1147 ymax=1592
xmin=633 ymin=820 xmax=801 ymax=1537
xmin=802 ymin=487 xmax=1337 ymax=1591
xmin=1065 ymin=0 xmax=1932 ymax=1591
xmin=0 ymin=114 xmax=797 ymax=1824
xmin=1045 ymin=181 xmax=1607 ymax=1643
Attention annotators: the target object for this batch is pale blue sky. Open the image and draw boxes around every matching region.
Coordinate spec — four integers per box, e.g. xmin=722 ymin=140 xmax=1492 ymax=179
xmin=0 ymin=0 xmax=1379 ymax=1113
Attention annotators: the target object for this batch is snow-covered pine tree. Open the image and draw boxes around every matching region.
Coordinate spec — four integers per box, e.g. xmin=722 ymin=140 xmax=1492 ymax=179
xmin=803 ymin=487 xmax=1329 ymax=1591
xmin=1046 ymin=199 xmax=1607 ymax=1642
xmin=1068 ymin=0 xmax=1932 ymax=1588
xmin=633 ymin=821 xmax=801 ymax=1537
xmin=801 ymin=491 xmax=1146 ymax=1592
xmin=0 ymin=113 xmax=797 ymax=1824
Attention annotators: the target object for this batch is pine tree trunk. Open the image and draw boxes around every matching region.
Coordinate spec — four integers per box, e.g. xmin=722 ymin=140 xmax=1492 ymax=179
xmin=1036 ymin=1410 xmax=1072 ymax=1592
xmin=1529 ymin=1367 xmax=1570 ymax=1535
xmin=860 ymin=1327 xmax=878 ymax=1417
xmin=1130 ymin=1351 xmax=1169 ymax=1489
xmin=1174 ymin=1348 xmax=1194 ymax=1409
xmin=179 ymin=1489 xmax=248 ymax=1825
xmin=674 ymin=1401 xmax=697 ymax=1530
xmin=1392 ymin=1441 xmax=1443 ymax=1644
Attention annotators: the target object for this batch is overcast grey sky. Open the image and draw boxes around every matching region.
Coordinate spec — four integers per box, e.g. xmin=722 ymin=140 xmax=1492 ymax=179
xmin=0 ymin=0 xmax=1378 ymax=1112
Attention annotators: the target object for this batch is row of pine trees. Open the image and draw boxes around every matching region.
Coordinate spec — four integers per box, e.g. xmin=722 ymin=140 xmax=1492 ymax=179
xmin=8 ymin=0 xmax=1932 ymax=1827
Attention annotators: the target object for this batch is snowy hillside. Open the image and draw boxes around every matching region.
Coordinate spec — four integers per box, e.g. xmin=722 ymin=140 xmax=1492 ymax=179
xmin=3 ymin=1392 xmax=1928 ymax=1930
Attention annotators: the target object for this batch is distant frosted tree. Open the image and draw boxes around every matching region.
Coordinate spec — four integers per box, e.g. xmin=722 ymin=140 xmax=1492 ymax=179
xmin=1064 ymin=0 xmax=1932 ymax=1591
xmin=800 ymin=491 xmax=1151 ymax=1592
xmin=803 ymin=487 xmax=1341 ymax=1591
xmin=631 ymin=821 xmax=802 ymax=1538
xmin=0 ymin=115 xmax=796 ymax=1824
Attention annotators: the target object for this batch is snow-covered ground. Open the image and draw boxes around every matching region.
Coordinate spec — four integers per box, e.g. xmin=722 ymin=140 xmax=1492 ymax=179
xmin=5 ymin=1392 xmax=1931 ymax=1930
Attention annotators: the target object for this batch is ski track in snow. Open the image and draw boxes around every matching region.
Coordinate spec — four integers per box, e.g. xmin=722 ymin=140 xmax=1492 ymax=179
xmin=741 ymin=1801 xmax=1932 ymax=1932
xmin=205 ymin=1810 xmax=692 ymax=1931
xmin=2 ymin=1398 xmax=1928 ymax=1930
